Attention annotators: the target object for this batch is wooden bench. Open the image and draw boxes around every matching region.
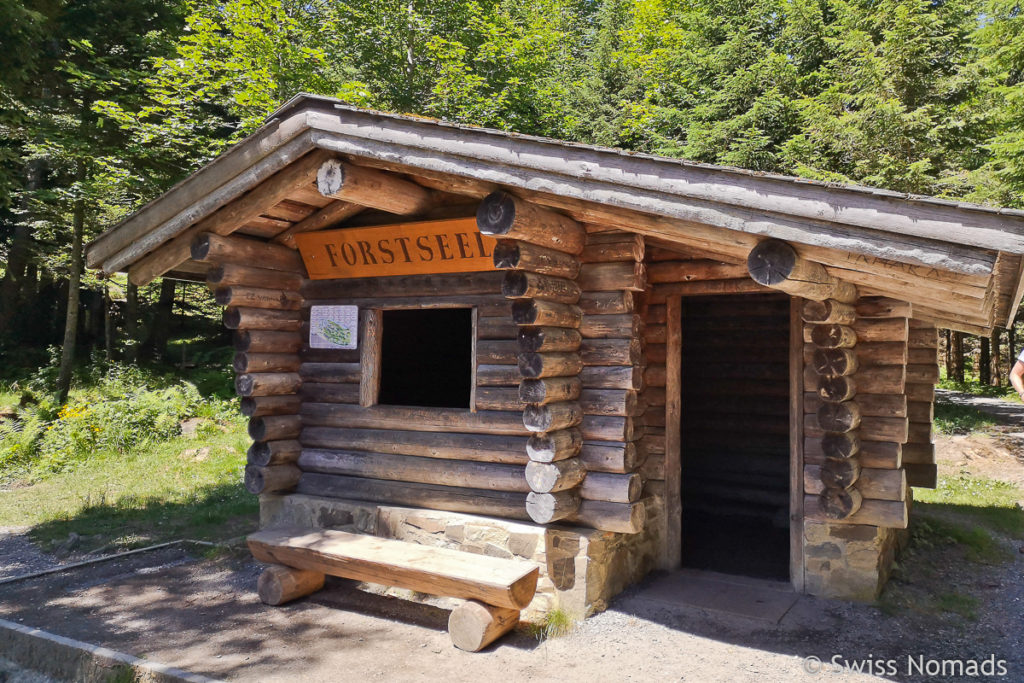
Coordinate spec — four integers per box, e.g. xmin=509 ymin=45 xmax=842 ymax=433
xmin=247 ymin=526 xmax=539 ymax=651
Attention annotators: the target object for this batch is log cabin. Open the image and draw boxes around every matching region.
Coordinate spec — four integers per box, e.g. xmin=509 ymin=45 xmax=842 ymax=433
xmin=86 ymin=94 xmax=1024 ymax=639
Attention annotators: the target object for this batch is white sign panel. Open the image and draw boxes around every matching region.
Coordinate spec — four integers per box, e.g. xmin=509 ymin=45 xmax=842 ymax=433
xmin=309 ymin=305 xmax=358 ymax=350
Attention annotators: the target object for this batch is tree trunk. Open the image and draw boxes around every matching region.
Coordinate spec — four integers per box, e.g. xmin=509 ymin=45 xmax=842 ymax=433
xmin=0 ymin=159 xmax=43 ymax=336
xmin=944 ymin=329 xmax=952 ymax=380
xmin=103 ymin=280 xmax=114 ymax=362
xmin=125 ymin=282 xmax=139 ymax=363
xmin=1010 ymin=326 xmax=1017 ymax=376
xmin=56 ymin=161 xmax=87 ymax=403
xmin=980 ymin=336 xmax=991 ymax=385
xmin=142 ymin=278 xmax=176 ymax=362
xmin=991 ymin=329 xmax=1002 ymax=386
xmin=951 ymin=332 xmax=965 ymax=382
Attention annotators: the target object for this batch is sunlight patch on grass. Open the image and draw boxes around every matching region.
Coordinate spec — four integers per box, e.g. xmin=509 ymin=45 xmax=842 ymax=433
xmin=915 ymin=475 xmax=1024 ymax=538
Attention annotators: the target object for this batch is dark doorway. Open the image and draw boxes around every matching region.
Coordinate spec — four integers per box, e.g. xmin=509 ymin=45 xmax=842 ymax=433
xmin=378 ymin=308 xmax=473 ymax=409
xmin=679 ymin=293 xmax=791 ymax=580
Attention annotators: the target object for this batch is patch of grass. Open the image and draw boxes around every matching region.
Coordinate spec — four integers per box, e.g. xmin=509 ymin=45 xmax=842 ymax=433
xmin=909 ymin=515 xmax=1011 ymax=564
xmin=915 ymin=475 xmax=1024 ymax=538
xmin=934 ymin=591 xmax=981 ymax=620
xmin=0 ymin=418 xmax=256 ymax=550
xmin=527 ymin=608 xmax=575 ymax=641
xmin=938 ymin=377 xmax=1019 ymax=401
xmin=933 ymin=401 xmax=998 ymax=435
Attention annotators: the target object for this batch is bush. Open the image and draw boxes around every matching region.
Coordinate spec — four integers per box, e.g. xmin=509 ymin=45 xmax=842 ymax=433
xmin=0 ymin=362 xmax=238 ymax=476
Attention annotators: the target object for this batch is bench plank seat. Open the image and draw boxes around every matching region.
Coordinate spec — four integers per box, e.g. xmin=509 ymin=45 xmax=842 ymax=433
xmin=247 ymin=526 xmax=539 ymax=610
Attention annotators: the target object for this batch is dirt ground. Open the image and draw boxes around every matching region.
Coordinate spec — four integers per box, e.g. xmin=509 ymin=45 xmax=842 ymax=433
xmin=0 ymin=391 xmax=1021 ymax=682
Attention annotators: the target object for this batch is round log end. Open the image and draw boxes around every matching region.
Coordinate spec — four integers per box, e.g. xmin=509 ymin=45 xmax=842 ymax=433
xmin=746 ymin=239 xmax=797 ymax=286
xmin=214 ymin=287 xmax=233 ymax=307
xmin=223 ymin=307 xmax=242 ymax=330
xmin=448 ymin=600 xmax=521 ymax=652
xmin=247 ymin=441 xmax=271 ymax=467
xmin=817 ymin=375 xmax=857 ymax=402
xmin=235 ymin=374 xmax=255 ymax=397
xmin=525 ymin=490 xmax=580 ymax=524
xmin=316 ymin=158 xmax=346 ymax=196
xmin=518 ymin=353 xmax=543 ymax=379
xmin=244 ymin=465 xmax=266 ymax=494
xmin=248 ymin=417 xmax=268 ymax=441
xmin=492 ymin=240 xmax=520 ymax=270
xmin=501 ymin=270 xmax=529 ymax=298
xmin=818 ymin=488 xmax=863 ymax=520
xmin=234 ymin=331 xmax=253 ymax=351
xmin=476 ymin=191 xmax=517 ymax=236
xmin=517 ymin=327 xmax=544 ymax=353
xmin=511 ymin=299 xmax=538 ymax=325
xmin=190 ymin=233 xmax=213 ymax=261
xmin=257 ymin=565 xmax=325 ymax=606
xmin=206 ymin=265 xmax=227 ymax=285
xmin=822 ymin=432 xmax=861 ymax=459
xmin=821 ymin=457 xmax=862 ymax=489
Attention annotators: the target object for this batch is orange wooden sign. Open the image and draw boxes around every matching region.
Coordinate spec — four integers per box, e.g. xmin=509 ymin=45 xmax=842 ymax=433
xmin=295 ymin=217 xmax=498 ymax=280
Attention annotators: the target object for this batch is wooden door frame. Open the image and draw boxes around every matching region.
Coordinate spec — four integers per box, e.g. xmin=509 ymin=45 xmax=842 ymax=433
xmin=660 ymin=293 xmax=806 ymax=590
xmin=789 ymin=296 xmax=806 ymax=591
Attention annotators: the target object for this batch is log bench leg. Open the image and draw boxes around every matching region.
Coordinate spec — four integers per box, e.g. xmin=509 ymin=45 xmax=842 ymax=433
xmin=257 ymin=564 xmax=325 ymax=605
xmin=448 ymin=600 xmax=520 ymax=652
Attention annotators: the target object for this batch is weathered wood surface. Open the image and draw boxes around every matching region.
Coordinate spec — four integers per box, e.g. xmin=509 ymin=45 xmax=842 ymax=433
xmin=301 ymin=428 xmax=528 ymax=464
xmin=247 ymin=440 xmax=302 ymax=467
xmin=236 ymin=372 xmax=302 ymax=397
xmin=449 ymin=601 xmax=520 ymax=653
xmin=126 ymin=148 xmax=330 ymax=284
xmin=241 ymin=395 xmax=302 ymax=418
xmin=215 ymin=286 xmax=303 ymax=310
xmin=247 ymin=526 xmax=539 ymax=610
xmin=234 ymin=353 xmax=301 ymax=374
xmin=209 ymin=263 xmax=304 ymax=290
xmin=256 ymin=564 xmax=325 ymax=606
xmin=249 ymin=415 xmax=302 ymax=441
xmin=493 ymin=240 xmax=580 ymax=278
xmin=192 ymin=233 xmax=304 ymax=272
xmin=298 ymin=448 xmax=529 ymax=492
xmin=244 ymin=464 xmax=300 ymax=494
xmin=747 ymin=239 xmax=857 ymax=301
xmin=476 ymin=191 xmax=585 ymax=254
xmin=316 ymin=158 xmax=431 ymax=214
xmin=804 ymin=495 xmax=908 ymax=528
xmin=236 ymin=330 xmax=302 ymax=353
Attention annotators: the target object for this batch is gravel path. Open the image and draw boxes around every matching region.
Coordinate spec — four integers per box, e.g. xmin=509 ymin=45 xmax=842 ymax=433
xmin=0 ymin=528 xmax=60 ymax=581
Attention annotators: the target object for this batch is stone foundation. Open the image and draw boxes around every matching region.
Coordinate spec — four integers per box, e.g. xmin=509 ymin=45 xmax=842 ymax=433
xmin=803 ymin=520 xmax=908 ymax=601
xmin=259 ymin=493 xmax=662 ymax=619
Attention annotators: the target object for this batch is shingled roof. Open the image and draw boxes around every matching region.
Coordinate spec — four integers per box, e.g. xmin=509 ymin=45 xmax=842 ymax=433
xmin=86 ymin=93 xmax=1024 ymax=333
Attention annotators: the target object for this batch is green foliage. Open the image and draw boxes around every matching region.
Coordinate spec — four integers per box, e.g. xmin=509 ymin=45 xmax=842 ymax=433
xmin=527 ymin=607 xmax=576 ymax=641
xmin=0 ymin=361 xmax=238 ymax=477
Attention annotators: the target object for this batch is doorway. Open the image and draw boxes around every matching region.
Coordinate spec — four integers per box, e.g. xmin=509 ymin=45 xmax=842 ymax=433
xmin=678 ymin=293 xmax=792 ymax=580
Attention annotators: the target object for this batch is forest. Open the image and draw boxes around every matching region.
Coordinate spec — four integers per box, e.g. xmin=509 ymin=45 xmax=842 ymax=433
xmin=0 ymin=0 xmax=1022 ymax=451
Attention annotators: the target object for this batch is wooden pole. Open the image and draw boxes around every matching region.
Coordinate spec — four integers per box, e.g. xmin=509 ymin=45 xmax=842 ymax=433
xmin=748 ymin=239 xmax=857 ymax=302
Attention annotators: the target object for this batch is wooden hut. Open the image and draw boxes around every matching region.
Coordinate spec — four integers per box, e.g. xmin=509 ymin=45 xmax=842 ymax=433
xmin=86 ymin=94 xmax=1024 ymax=644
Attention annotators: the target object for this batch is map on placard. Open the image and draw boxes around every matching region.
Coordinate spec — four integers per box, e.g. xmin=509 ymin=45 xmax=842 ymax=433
xmin=309 ymin=305 xmax=358 ymax=349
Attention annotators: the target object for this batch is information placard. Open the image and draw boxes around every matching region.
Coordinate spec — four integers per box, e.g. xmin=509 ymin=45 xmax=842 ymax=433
xmin=309 ymin=305 xmax=358 ymax=349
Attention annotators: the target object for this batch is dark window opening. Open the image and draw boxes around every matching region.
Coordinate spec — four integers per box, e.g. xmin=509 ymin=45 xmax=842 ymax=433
xmin=378 ymin=308 xmax=473 ymax=409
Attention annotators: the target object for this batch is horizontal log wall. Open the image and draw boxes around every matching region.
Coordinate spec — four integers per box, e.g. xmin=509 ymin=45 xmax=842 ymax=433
xmin=802 ymin=297 xmax=913 ymax=528
xmin=298 ymin=269 xmax=539 ymax=519
xmin=903 ymin=320 xmax=939 ymax=488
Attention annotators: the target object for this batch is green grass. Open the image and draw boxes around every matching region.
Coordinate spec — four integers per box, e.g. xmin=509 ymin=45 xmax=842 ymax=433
xmin=526 ymin=608 xmax=576 ymax=641
xmin=938 ymin=377 xmax=1020 ymax=401
xmin=915 ymin=475 xmax=1024 ymax=538
xmin=934 ymin=592 xmax=981 ymax=620
xmin=933 ymin=401 xmax=999 ymax=435
xmin=0 ymin=415 xmax=256 ymax=551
